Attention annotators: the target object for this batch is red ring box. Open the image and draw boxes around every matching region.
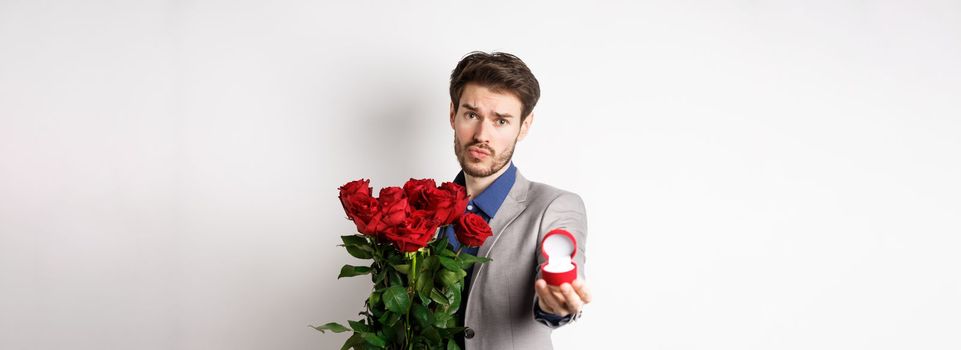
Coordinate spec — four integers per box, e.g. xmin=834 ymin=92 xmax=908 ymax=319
xmin=540 ymin=229 xmax=577 ymax=286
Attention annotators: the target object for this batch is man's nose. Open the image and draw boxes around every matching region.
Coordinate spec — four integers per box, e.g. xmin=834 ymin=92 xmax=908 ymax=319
xmin=472 ymin=119 xmax=492 ymax=144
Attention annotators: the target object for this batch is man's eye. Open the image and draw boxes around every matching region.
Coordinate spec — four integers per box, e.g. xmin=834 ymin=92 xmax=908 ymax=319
xmin=498 ymin=119 xmax=509 ymax=125
xmin=467 ymin=113 xmax=477 ymax=119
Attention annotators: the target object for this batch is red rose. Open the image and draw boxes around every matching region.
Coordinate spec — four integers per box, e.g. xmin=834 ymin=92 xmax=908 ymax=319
xmin=384 ymin=210 xmax=439 ymax=253
xmin=403 ymin=178 xmax=436 ymax=210
xmin=428 ymin=182 xmax=470 ymax=225
xmin=378 ymin=187 xmax=410 ymax=227
xmin=338 ymin=179 xmax=380 ymax=236
xmin=455 ymin=213 xmax=493 ymax=248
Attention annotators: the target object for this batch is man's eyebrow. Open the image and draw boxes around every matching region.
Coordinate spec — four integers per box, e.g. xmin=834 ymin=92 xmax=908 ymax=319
xmin=460 ymin=103 xmax=516 ymax=119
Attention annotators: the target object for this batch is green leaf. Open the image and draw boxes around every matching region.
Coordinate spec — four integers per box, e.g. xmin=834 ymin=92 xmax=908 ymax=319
xmin=311 ymin=322 xmax=350 ymax=333
xmin=447 ymin=339 xmax=461 ymax=350
xmin=367 ymin=291 xmax=381 ymax=308
xmin=415 ymin=270 xmax=433 ymax=298
xmin=377 ymin=311 xmax=391 ymax=325
xmin=384 ymin=321 xmax=405 ymax=345
xmin=422 ymin=326 xmax=441 ymax=344
xmin=348 ymin=320 xmax=371 ymax=333
xmin=362 ymin=332 xmax=387 ymax=348
xmin=437 ymin=256 xmax=461 ymax=271
xmin=340 ymin=332 xmax=365 ymax=350
xmin=417 ymin=289 xmax=431 ymax=306
xmin=444 ymin=285 xmax=462 ymax=313
xmin=388 ymin=270 xmax=404 ymax=286
xmin=340 ymin=235 xmax=374 ymax=261
xmin=382 ymin=285 xmax=411 ymax=314
xmin=421 ymin=255 xmax=439 ymax=274
xmin=430 ymin=289 xmax=449 ymax=307
xmin=392 ymin=263 xmax=410 ymax=275
xmin=438 ymin=245 xmax=456 ymax=258
xmin=433 ymin=312 xmax=453 ymax=329
xmin=458 ymin=254 xmax=491 ymax=269
xmin=411 ymin=303 xmax=434 ymax=327
xmin=338 ymin=265 xmax=372 ymax=279
xmin=385 ymin=311 xmax=401 ymax=327
xmin=345 ymin=245 xmax=373 ymax=259
xmin=387 ymin=253 xmax=405 ymax=265
xmin=438 ymin=270 xmax=456 ymax=288
xmin=374 ymin=269 xmax=387 ymax=284
xmin=432 ymin=236 xmax=450 ymax=251
xmin=341 ymin=235 xmax=369 ymax=248
xmin=438 ymin=269 xmax=466 ymax=287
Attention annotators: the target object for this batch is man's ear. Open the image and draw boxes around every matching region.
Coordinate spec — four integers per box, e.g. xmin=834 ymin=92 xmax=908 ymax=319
xmin=450 ymin=102 xmax=456 ymax=128
xmin=517 ymin=112 xmax=534 ymax=141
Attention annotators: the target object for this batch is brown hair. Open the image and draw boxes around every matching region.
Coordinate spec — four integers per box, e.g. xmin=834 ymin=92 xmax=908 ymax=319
xmin=449 ymin=51 xmax=541 ymax=121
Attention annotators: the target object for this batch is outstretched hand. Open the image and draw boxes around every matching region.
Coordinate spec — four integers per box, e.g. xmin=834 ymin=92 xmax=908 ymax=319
xmin=534 ymin=278 xmax=592 ymax=317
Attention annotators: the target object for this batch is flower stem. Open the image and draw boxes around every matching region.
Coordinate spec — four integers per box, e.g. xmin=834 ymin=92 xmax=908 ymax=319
xmin=406 ymin=252 xmax=416 ymax=348
xmin=409 ymin=252 xmax=417 ymax=288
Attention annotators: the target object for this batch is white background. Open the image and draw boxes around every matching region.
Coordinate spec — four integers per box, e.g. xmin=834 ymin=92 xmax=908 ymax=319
xmin=2 ymin=1 xmax=959 ymax=349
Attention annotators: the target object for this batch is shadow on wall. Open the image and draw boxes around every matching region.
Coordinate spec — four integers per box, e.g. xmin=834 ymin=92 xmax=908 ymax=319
xmin=305 ymin=54 xmax=444 ymax=348
xmin=315 ymin=54 xmax=440 ymax=185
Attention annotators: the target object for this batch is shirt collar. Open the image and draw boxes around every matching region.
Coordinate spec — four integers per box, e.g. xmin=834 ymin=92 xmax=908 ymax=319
xmin=453 ymin=162 xmax=517 ymax=219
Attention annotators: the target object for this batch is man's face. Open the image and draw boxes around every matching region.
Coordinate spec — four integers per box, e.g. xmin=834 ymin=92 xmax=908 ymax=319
xmin=450 ymin=83 xmax=533 ymax=178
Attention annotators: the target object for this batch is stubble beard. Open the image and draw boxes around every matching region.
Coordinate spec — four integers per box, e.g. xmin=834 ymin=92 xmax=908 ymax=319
xmin=454 ymin=138 xmax=516 ymax=178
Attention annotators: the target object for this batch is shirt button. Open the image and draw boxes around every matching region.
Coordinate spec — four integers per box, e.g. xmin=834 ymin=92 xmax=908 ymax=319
xmin=467 ymin=205 xmax=473 ymax=210
xmin=464 ymin=327 xmax=475 ymax=339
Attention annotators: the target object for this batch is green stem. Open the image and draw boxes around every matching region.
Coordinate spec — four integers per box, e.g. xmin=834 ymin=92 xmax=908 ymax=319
xmin=407 ymin=252 xmax=417 ymax=349
xmin=370 ymin=236 xmax=383 ymax=284
xmin=367 ymin=237 xmax=376 ymax=319
xmin=410 ymin=252 xmax=417 ymax=287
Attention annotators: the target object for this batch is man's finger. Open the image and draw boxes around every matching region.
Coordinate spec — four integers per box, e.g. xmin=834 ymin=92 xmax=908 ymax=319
xmin=539 ymin=280 xmax=566 ymax=301
xmin=536 ymin=279 xmax=573 ymax=316
xmin=535 ymin=280 xmax=563 ymax=314
xmin=572 ymin=279 xmax=592 ymax=304
xmin=541 ymin=295 xmax=565 ymax=315
xmin=535 ymin=279 xmax=551 ymax=300
xmin=560 ymin=283 xmax=583 ymax=314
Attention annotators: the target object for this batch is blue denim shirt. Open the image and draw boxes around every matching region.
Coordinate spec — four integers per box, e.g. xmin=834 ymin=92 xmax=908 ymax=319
xmin=444 ymin=162 xmax=570 ymax=331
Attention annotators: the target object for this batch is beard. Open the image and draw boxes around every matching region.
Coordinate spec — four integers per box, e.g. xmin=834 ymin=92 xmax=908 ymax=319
xmin=454 ymin=137 xmax=516 ymax=178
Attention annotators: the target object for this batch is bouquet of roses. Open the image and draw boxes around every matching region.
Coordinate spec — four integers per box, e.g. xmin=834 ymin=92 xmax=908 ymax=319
xmin=312 ymin=178 xmax=494 ymax=350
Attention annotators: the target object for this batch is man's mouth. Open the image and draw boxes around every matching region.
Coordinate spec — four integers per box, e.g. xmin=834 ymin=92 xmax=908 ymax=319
xmin=468 ymin=146 xmax=491 ymax=158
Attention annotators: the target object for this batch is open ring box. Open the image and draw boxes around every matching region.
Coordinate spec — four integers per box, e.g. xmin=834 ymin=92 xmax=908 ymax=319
xmin=540 ymin=228 xmax=577 ymax=286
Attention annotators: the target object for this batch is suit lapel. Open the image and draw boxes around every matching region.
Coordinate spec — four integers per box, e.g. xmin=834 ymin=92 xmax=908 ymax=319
xmin=468 ymin=171 xmax=530 ymax=294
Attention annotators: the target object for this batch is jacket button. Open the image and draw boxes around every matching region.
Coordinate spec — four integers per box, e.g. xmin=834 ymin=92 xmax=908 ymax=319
xmin=464 ymin=327 xmax=475 ymax=339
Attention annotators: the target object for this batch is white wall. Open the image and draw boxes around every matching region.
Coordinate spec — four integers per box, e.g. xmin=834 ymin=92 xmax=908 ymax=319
xmin=1 ymin=1 xmax=959 ymax=349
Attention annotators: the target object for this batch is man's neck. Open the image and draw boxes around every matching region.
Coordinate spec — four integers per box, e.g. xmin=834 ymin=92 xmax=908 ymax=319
xmin=463 ymin=163 xmax=511 ymax=199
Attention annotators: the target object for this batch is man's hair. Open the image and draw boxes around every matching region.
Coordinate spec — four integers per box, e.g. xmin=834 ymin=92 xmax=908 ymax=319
xmin=449 ymin=51 xmax=540 ymax=121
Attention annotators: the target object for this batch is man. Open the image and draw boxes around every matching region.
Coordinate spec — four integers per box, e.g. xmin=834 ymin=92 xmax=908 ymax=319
xmin=443 ymin=51 xmax=592 ymax=350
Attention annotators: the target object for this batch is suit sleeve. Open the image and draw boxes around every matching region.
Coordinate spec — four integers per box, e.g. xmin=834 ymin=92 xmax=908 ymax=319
xmin=537 ymin=192 xmax=588 ymax=280
xmin=532 ymin=192 xmax=588 ymax=328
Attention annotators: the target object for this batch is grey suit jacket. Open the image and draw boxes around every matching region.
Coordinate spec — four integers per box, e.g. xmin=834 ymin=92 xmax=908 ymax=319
xmin=463 ymin=170 xmax=588 ymax=350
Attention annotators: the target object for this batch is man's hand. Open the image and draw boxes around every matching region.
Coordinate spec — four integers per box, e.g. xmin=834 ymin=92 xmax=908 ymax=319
xmin=534 ymin=278 xmax=592 ymax=317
